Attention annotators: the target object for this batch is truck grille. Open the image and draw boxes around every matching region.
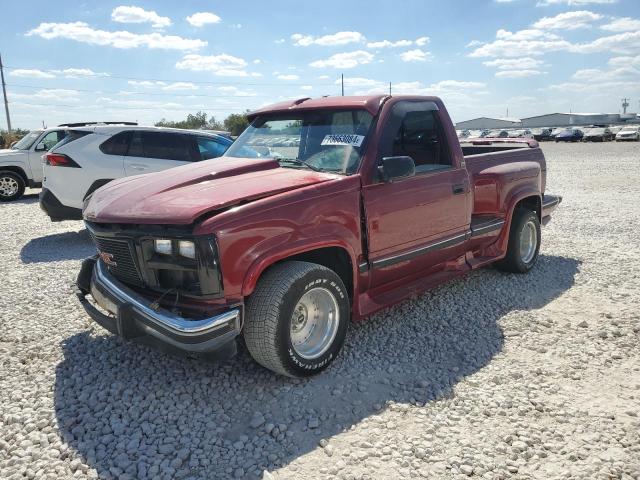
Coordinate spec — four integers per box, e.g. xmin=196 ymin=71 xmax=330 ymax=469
xmin=91 ymin=235 xmax=143 ymax=285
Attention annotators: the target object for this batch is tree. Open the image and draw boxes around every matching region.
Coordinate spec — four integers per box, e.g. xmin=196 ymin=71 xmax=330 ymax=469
xmin=223 ymin=111 xmax=250 ymax=136
xmin=155 ymin=111 xmax=223 ymax=130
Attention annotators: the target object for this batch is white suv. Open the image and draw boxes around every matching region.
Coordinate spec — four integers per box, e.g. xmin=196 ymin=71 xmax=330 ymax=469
xmin=0 ymin=127 xmax=70 ymax=201
xmin=39 ymin=126 xmax=233 ymax=221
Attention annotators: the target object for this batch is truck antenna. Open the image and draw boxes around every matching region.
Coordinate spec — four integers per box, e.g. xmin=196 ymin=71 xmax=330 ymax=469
xmin=389 ymin=82 xmax=392 ymax=96
xmin=341 ymin=74 xmax=344 ymax=97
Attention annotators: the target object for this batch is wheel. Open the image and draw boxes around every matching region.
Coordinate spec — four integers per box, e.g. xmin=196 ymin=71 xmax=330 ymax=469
xmin=495 ymin=208 xmax=541 ymax=273
xmin=0 ymin=171 xmax=25 ymax=201
xmin=244 ymin=261 xmax=350 ymax=377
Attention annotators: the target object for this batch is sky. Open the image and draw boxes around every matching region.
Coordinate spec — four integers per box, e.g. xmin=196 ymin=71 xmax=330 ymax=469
xmin=1 ymin=0 xmax=639 ymax=129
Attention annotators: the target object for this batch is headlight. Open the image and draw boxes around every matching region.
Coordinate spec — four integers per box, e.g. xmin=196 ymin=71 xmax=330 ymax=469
xmin=178 ymin=240 xmax=196 ymax=259
xmin=154 ymin=239 xmax=172 ymax=255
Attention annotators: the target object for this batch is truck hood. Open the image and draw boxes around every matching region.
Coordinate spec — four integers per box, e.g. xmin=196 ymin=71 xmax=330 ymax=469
xmin=84 ymin=157 xmax=340 ymax=225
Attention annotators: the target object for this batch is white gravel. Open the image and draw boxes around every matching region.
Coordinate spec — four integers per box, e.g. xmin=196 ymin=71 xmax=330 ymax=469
xmin=1 ymin=142 xmax=639 ymax=480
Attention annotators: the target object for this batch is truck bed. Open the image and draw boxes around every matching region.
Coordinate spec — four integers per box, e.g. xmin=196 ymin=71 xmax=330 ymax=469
xmin=460 ymin=138 xmax=547 ymax=216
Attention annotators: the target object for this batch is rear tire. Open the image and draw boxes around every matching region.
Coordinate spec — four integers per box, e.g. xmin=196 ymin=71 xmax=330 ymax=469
xmin=495 ymin=208 xmax=541 ymax=273
xmin=244 ymin=261 xmax=350 ymax=377
xmin=0 ymin=171 xmax=25 ymax=202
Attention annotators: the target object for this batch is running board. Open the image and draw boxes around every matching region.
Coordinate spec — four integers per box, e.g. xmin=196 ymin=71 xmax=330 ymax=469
xmin=470 ymin=216 xmax=505 ymax=237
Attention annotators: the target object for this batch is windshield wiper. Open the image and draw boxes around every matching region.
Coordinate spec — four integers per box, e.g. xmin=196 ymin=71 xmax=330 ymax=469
xmin=274 ymin=157 xmax=323 ymax=172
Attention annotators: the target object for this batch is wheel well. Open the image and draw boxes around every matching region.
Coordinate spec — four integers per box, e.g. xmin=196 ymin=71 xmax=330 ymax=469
xmin=0 ymin=167 xmax=28 ymax=185
xmin=515 ymin=195 xmax=541 ymax=221
xmin=277 ymin=247 xmax=354 ymax=300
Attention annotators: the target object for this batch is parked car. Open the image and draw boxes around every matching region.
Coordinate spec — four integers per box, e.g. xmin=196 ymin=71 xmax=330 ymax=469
xmin=507 ymin=129 xmax=533 ymax=139
xmin=555 ymin=129 xmax=584 ymax=142
xmin=0 ymin=127 xmax=69 ymax=201
xmin=39 ymin=126 xmax=233 ymax=221
xmin=532 ymin=128 xmax=554 ymax=141
xmin=615 ymin=126 xmax=640 ymax=141
xmin=75 ymin=95 xmax=561 ymax=377
xmin=487 ymin=129 xmax=509 ymax=138
xmin=583 ymin=127 xmax=614 ymax=142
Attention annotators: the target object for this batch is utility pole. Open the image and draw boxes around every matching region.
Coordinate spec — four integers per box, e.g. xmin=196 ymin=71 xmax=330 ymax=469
xmin=0 ymin=53 xmax=12 ymax=133
xmin=621 ymin=97 xmax=629 ymax=114
xmin=341 ymin=74 xmax=344 ymax=96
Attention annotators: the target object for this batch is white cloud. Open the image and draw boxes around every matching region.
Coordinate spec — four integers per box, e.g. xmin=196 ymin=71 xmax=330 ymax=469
xmin=162 ymin=82 xmax=198 ymax=91
xmin=300 ymin=85 xmax=313 ymax=91
xmin=367 ymin=39 xmax=413 ymax=48
xmin=482 ymin=57 xmax=546 ymax=69
xmin=127 ymin=80 xmax=166 ymax=87
xmin=318 ymin=75 xmax=330 ymax=80
xmin=56 ymin=68 xmax=108 ymax=78
xmin=537 ymin=0 xmax=616 ymax=5
xmin=27 ymin=22 xmax=207 ymax=50
xmin=608 ymin=55 xmax=640 ymax=68
xmin=571 ymin=30 xmax=640 ymax=54
xmin=276 ymin=74 xmax=300 ymax=80
xmin=309 ymin=50 xmax=374 ymax=69
xmin=216 ymin=86 xmax=256 ymax=96
xmin=367 ymin=36 xmax=429 ymax=49
xmin=11 ymin=89 xmax=81 ymax=102
xmin=533 ymin=10 xmax=602 ymax=30
xmin=601 ymin=17 xmax=640 ymax=32
xmin=9 ymin=67 xmax=107 ymax=79
xmin=8 ymin=69 xmax=55 ymax=79
xmin=274 ymin=38 xmax=285 ymax=44
xmin=291 ymin=31 xmax=365 ymax=46
xmin=175 ymin=53 xmax=251 ymax=76
xmin=400 ymin=49 xmax=431 ymax=62
xmin=111 ymin=6 xmax=171 ymax=28
xmin=495 ymin=69 xmax=544 ymax=78
xmin=572 ymin=65 xmax=639 ymax=82
xmin=186 ymin=12 xmax=221 ymax=27
xmin=469 ymin=28 xmax=572 ymax=57
xmin=335 ymin=77 xmax=384 ymax=88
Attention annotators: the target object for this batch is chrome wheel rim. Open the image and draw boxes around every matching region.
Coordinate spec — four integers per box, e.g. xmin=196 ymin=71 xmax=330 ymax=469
xmin=0 ymin=176 xmax=19 ymax=197
xmin=290 ymin=287 xmax=339 ymax=360
xmin=520 ymin=220 xmax=537 ymax=264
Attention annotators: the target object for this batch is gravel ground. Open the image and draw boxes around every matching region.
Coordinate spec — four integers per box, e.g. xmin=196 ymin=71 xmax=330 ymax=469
xmin=1 ymin=142 xmax=639 ymax=480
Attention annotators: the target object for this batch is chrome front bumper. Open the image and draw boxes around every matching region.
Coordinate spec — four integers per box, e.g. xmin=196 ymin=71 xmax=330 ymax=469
xmin=76 ymin=257 xmax=242 ymax=354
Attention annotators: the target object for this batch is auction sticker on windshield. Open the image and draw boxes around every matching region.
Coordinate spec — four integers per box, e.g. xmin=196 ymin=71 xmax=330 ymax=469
xmin=321 ymin=134 xmax=365 ymax=147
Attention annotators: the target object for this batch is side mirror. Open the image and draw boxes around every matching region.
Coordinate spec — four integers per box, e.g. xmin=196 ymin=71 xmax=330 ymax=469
xmin=378 ymin=156 xmax=415 ymax=182
xmin=34 ymin=142 xmax=47 ymax=152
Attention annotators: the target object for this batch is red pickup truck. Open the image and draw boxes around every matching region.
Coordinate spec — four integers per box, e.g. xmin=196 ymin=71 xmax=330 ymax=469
xmin=76 ymin=95 xmax=561 ymax=377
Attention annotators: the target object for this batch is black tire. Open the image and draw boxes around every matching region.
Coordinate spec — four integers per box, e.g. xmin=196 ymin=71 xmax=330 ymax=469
xmin=0 ymin=171 xmax=26 ymax=202
xmin=244 ymin=261 xmax=350 ymax=377
xmin=495 ymin=208 xmax=541 ymax=274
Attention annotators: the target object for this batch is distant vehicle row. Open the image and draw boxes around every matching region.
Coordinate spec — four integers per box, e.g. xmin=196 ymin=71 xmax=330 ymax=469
xmin=456 ymin=125 xmax=640 ymax=143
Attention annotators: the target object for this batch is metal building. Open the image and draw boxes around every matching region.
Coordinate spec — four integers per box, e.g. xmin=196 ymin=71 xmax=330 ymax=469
xmin=455 ymin=117 xmax=521 ymax=130
xmin=520 ymin=113 xmax=622 ymax=128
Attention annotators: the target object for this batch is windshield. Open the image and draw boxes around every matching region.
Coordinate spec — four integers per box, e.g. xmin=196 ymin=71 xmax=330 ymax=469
xmin=224 ymin=109 xmax=374 ymax=174
xmin=620 ymin=127 xmax=637 ymax=132
xmin=11 ymin=130 xmax=43 ymax=150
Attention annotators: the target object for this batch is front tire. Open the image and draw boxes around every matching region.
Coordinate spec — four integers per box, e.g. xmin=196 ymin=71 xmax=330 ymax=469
xmin=495 ymin=208 xmax=541 ymax=273
xmin=244 ymin=261 xmax=350 ymax=377
xmin=0 ymin=171 xmax=25 ymax=202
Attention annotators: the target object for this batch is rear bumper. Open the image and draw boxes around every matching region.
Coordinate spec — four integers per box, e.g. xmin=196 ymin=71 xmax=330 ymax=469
xmin=39 ymin=188 xmax=83 ymax=221
xmin=541 ymin=194 xmax=562 ymax=225
xmin=75 ymin=257 xmax=242 ymax=356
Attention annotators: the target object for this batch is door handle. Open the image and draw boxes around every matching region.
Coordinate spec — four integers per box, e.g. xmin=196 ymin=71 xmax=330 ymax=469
xmin=452 ymin=184 xmax=465 ymax=195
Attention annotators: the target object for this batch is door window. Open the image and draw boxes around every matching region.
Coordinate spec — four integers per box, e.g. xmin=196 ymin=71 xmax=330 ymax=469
xmin=38 ymin=130 xmax=67 ymax=151
xmin=196 ymin=136 xmax=229 ymax=160
xmin=128 ymin=132 xmax=193 ymax=161
xmin=391 ymin=110 xmax=452 ymax=174
xmin=100 ymin=131 xmax=132 ymax=155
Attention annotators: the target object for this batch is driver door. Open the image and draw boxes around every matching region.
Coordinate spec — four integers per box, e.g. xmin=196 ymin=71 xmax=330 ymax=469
xmin=362 ymin=101 xmax=471 ymax=288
